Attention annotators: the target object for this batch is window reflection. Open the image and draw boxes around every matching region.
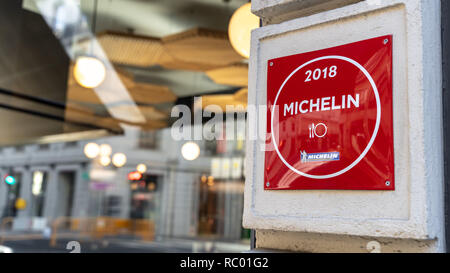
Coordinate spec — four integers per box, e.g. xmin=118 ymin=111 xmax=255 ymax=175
xmin=0 ymin=0 xmax=251 ymax=253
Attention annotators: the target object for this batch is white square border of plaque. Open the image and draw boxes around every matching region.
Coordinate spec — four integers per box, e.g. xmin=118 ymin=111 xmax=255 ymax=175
xmin=243 ymin=0 xmax=444 ymax=240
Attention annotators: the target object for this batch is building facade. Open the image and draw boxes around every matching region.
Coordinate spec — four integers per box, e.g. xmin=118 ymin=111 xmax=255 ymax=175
xmin=0 ymin=124 xmax=247 ymax=242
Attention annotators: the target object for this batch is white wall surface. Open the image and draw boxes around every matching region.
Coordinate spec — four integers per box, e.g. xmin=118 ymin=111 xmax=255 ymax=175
xmin=252 ymin=0 xmax=362 ymax=24
xmin=244 ymin=0 xmax=445 ymax=252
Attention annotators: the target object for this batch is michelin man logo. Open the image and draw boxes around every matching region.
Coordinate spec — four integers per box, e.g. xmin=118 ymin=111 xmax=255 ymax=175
xmin=301 ymin=150 xmax=308 ymax=163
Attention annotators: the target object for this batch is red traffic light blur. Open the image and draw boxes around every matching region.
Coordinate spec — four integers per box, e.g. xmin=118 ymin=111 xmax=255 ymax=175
xmin=128 ymin=171 xmax=143 ymax=181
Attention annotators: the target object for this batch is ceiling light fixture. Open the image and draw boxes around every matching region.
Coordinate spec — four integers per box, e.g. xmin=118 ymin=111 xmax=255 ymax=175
xmin=99 ymin=144 xmax=112 ymax=157
xmin=112 ymin=153 xmax=127 ymax=168
xmin=73 ymin=56 xmax=106 ymax=88
xmin=137 ymin=164 xmax=147 ymax=173
xmin=73 ymin=0 xmax=106 ymax=89
xmin=228 ymin=3 xmax=259 ymax=59
xmin=181 ymin=142 xmax=200 ymax=161
xmin=84 ymin=142 xmax=100 ymax=159
xmin=99 ymin=156 xmax=111 ymax=167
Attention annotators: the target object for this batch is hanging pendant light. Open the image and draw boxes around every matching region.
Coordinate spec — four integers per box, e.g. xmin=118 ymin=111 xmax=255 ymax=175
xmin=112 ymin=153 xmax=127 ymax=168
xmin=228 ymin=3 xmax=259 ymax=59
xmin=73 ymin=56 xmax=106 ymax=88
xmin=73 ymin=0 xmax=105 ymax=89
xmin=181 ymin=142 xmax=200 ymax=161
xmin=84 ymin=142 xmax=100 ymax=159
xmin=137 ymin=164 xmax=147 ymax=173
xmin=99 ymin=155 xmax=111 ymax=167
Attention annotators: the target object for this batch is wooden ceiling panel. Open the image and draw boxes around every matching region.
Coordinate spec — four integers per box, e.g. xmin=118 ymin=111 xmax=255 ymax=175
xmin=205 ymin=63 xmax=248 ymax=86
xmin=97 ymin=31 xmax=165 ymax=67
xmin=66 ymin=65 xmax=177 ymax=105
xmin=162 ymin=28 xmax=243 ymax=69
xmin=201 ymin=94 xmax=247 ymax=112
xmin=92 ymin=28 xmax=245 ymax=73
xmin=158 ymin=50 xmax=218 ymax=71
xmin=64 ymin=101 xmax=122 ymax=132
xmin=233 ymin=88 xmax=248 ymax=103
xmin=116 ymin=69 xmax=177 ymax=104
xmin=127 ymin=82 xmax=177 ymax=104
xmin=138 ymin=120 xmax=169 ymax=130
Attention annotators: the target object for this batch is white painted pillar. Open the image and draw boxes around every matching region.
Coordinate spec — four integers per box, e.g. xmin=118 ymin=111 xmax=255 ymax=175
xmin=16 ymin=168 xmax=32 ymax=218
xmin=43 ymin=167 xmax=58 ymax=220
xmin=71 ymin=165 xmax=89 ymax=218
xmin=244 ymin=0 xmax=445 ymax=253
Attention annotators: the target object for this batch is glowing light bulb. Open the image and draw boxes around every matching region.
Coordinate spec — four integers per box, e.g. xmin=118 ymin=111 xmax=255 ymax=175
xmin=112 ymin=153 xmax=127 ymax=167
xmin=181 ymin=142 xmax=200 ymax=161
xmin=73 ymin=56 xmax=106 ymax=88
xmin=228 ymin=3 xmax=259 ymax=59
xmin=84 ymin=142 xmax=100 ymax=159
xmin=99 ymin=144 xmax=112 ymax=157
xmin=99 ymin=156 xmax=111 ymax=167
xmin=137 ymin=164 xmax=147 ymax=173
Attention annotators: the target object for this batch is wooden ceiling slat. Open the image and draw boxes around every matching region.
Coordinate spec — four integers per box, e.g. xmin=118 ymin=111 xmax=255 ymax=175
xmin=158 ymin=50 xmax=219 ymax=71
xmin=67 ymin=65 xmax=177 ymax=105
xmin=162 ymin=28 xmax=243 ymax=69
xmin=233 ymin=88 xmax=248 ymax=103
xmin=205 ymin=63 xmax=248 ymax=86
xmin=97 ymin=31 xmax=165 ymax=67
xmin=93 ymin=28 xmax=245 ymax=72
xmin=64 ymin=102 xmax=122 ymax=132
xmin=201 ymin=94 xmax=247 ymax=112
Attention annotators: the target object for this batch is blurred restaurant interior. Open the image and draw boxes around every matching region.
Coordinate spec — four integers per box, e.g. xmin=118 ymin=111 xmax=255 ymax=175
xmin=0 ymin=0 xmax=257 ymax=252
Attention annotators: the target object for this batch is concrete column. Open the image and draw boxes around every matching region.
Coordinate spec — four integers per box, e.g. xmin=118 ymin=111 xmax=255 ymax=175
xmin=244 ymin=0 xmax=445 ymax=253
xmin=171 ymin=171 xmax=197 ymax=237
xmin=16 ymin=168 xmax=32 ymax=218
xmin=71 ymin=165 xmax=89 ymax=218
xmin=224 ymin=183 xmax=244 ymax=240
xmin=158 ymin=167 xmax=175 ymax=237
xmin=107 ymin=165 xmax=132 ymax=219
xmin=43 ymin=167 xmax=58 ymax=220
xmin=52 ymin=165 xmax=81 ymax=218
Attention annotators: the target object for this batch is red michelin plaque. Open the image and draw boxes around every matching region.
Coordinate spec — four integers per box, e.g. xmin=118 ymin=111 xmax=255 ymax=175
xmin=265 ymin=35 xmax=394 ymax=190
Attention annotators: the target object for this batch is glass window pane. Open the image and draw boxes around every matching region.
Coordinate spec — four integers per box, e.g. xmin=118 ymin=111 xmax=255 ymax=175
xmin=0 ymin=0 xmax=251 ymax=253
